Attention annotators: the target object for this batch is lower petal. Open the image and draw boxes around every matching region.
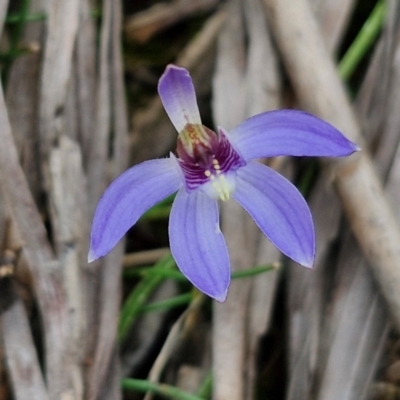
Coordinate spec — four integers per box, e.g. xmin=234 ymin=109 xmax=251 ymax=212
xmin=169 ymin=189 xmax=230 ymax=301
xmin=233 ymin=162 xmax=315 ymax=267
xmin=89 ymin=158 xmax=182 ymax=261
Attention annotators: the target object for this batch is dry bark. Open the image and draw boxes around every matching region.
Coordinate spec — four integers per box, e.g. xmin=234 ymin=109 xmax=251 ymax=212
xmin=212 ymin=0 xmax=282 ymax=398
xmin=263 ymin=0 xmax=400 ymax=333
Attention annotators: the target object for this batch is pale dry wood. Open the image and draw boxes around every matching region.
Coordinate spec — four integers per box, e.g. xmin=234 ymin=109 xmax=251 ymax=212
xmin=3 ymin=2 xmax=85 ymax=397
xmin=0 ymin=0 xmax=8 ymax=38
xmin=0 ymin=80 xmax=72 ymax=398
xmin=120 ymin=280 xmax=178 ymax=376
xmin=363 ymin=7 xmax=400 ymax=180
xmin=64 ymin=70 xmax=79 ymax=142
xmin=315 ymin=42 xmax=400 ymax=392
xmin=87 ymin=0 xmax=112 ymax=210
xmin=130 ymin=9 xmax=226 ymax=165
xmin=313 ymin=0 xmax=356 ymax=54
xmin=88 ymin=248 xmax=123 ymax=400
xmin=355 ymin=1 xmax=400 ymax=161
xmin=123 ymin=247 xmax=170 ymax=267
xmin=87 ymin=0 xmax=128 ymax=398
xmin=285 ymin=2 xmax=400 ymax=399
xmin=384 ymin=28 xmax=400 ymax=230
xmin=212 ymin=0 xmax=284 ymax=398
xmin=315 ymin=78 xmax=400 ymax=391
xmin=286 ymin=175 xmax=388 ymax=399
xmin=1 ymin=0 xmax=127 ymax=398
xmin=98 ymin=0 xmax=129 ymax=394
xmin=2 ymin=300 xmax=49 ymax=400
xmin=143 ymin=295 xmax=206 ymax=400
xmin=48 ymin=135 xmax=88 ymax=400
xmin=39 ymin=0 xmax=80 ymax=169
xmin=263 ymin=0 xmax=400 ymax=332
xmin=37 ymin=1 xmax=87 ymax=397
xmin=75 ymin=0 xmax=97 ymax=165
xmin=247 ymin=0 xmax=354 ymax=392
xmin=5 ymin=0 xmax=44 ymax=201
xmin=124 ymin=0 xmax=219 ymax=43
xmin=286 ymin=179 xmax=343 ymax=400
xmin=282 ymin=1 xmax=356 ymax=392
xmin=284 ymin=4 xmax=357 ymax=376
xmin=212 ymin=2 xmax=254 ymax=399
xmin=212 ymin=0 xmax=285 ymax=398
xmin=70 ymin=0 xmax=102 ymax=390
xmin=97 ymin=349 xmax=121 ymax=400
xmin=241 ymin=0 xmax=283 ymax=398
xmin=316 ymin=236 xmax=390 ymax=400
xmin=84 ymin=2 xmax=114 ymax=394
xmin=355 ymin=39 xmax=385 ymax=144
xmin=177 ymin=9 xmax=226 ymax=69
xmin=109 ymin=0 xmax=129 ymax=182
xmin=212 ymin=0 xmax=246 ymax=131
xmin=176 ymin=366 xmax=204 ymax=394
xmin=0 ymin=189 xmax=47 ymax=400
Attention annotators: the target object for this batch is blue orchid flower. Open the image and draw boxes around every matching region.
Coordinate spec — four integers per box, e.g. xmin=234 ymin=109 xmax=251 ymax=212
xmin=88 ymin=65 xmax=358 ymax=302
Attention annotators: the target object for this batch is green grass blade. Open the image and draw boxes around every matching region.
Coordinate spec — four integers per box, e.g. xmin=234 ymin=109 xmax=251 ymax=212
xmin=122 ymin=378 xmax=206 ymax=400
xmin=338 ymin=0 xmax=386 ymax=80
xmin=118 ymin=253 xmax=175 ymax=342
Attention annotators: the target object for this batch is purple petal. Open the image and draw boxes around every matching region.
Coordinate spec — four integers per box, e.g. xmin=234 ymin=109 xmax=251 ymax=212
xmin=158 ymin=65 xmax=202 ymax=133
xmin=89 ymin=158 xmax=182 ymax=262
xmin=228 ymin=109 xmax=359 ymax=160
xmin=169 ymin=188 xmax=230 ymax=301
xmin=233 ymin=162 xmax=315 ymax=267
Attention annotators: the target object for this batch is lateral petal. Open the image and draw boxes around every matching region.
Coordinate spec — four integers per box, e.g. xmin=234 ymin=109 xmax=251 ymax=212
xmin=233 ymin=162 xmax=315 ymax=267
xmin=89 ymin=158 xmax=182 ymax=261
xmin=229 ymin=109 xmax=359 ymax=160
xmin=169 ymin=188 xmax=230 ymax=302
xmin=158 ymin=65 xmax=202 ymax=133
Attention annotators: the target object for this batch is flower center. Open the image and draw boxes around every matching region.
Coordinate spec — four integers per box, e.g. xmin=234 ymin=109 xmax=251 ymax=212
xmin=177 ymin=124 xmax=245 ymax=201
xmin=203 ymin=160 xmax=234 ymax=201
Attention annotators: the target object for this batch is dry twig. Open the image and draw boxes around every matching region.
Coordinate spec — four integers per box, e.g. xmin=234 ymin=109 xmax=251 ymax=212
xmin=264 ymin=0 xmax=400 ymax=332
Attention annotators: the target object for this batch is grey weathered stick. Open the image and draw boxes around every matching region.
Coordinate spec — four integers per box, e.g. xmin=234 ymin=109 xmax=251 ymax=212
xmin=87 ymin=0 xmax=112 ymax=210
xmin=39 ymin=0 xmax=80 ymax=165
xmin=0 ymin=79 xmax=74 ymax=398
xmin=0 ymin=0 xmax=8 ymax=38
xmin=2 ymin=300 xmax=49 ymax=400
xmin=123 ymin=248 xmax=170 ymax=268
xmin=48 ymin=135 xmax=87 ymax=400
xmin=5 ymin=0 xmax=44 ymax=201
xmin=286 ymin=17 xmax=398 ymax=398
xmin=75 ymin=0 xmax=97 ymax=166
xmin=85 ymin=1 xmax=115 ymax=398
xmin=124 ymin=0 xmax=219 ymax=43
xmin=87 ymin=0 xmax=128 ymax=398
xmin=263 ymin=0 xmax=400 ymax=331
xmin=212 ymin=2 xmax=255 ymax=399
xmin=313 ymin=0 xmax=356 ymax=54
xmin=212 ymin=0 xmax=283 ymax=398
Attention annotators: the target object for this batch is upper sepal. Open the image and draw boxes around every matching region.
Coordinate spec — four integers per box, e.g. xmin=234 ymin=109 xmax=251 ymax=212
xmin=158 ymin=65 xmax=202 ymax=133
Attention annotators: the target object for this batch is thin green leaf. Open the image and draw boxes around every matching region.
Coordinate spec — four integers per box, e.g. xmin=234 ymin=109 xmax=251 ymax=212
xmin=118 ymin=253 xmax=175 ymax=342
xmin=195 ymin=370 xmax=213 ymax=399
xmin=338 ymin=0 xmax=386 ymax=80
xmin=122 ymin=378 xmax=206 ymax=400
xmin=140 ymin=293 xmax=193 ymax=314
xmin=123 ymin=266 xmax=185 ymax=280
xmin=231 ymin=264 xmax=278 ymax=279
